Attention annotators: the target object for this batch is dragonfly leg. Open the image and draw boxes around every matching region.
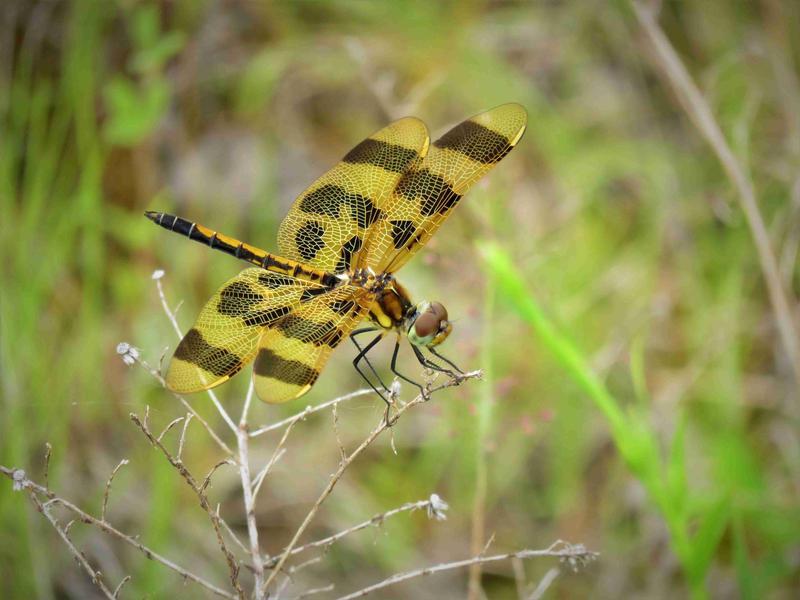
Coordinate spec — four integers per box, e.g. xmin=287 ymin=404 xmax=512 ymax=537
xmin=350 ymin=328 xmax=390 ymax=393
xmin=428 ymin=346 xmax=464 ymax=374
xmin=411 ymin=345 xmax=457 ymax=379
xmin=351 ymin=331 xmax=397 ymax=426
xmin=390 ymin=337 xmax=427 ymax=400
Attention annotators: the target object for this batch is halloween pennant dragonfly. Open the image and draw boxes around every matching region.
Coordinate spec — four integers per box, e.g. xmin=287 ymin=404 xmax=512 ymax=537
xmin=146 ymin=103 xmax=527 ymax=413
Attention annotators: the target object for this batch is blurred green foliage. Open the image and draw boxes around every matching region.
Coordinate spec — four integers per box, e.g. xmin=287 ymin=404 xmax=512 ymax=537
xmin=2 ymin=0 xmax=799 ymax=598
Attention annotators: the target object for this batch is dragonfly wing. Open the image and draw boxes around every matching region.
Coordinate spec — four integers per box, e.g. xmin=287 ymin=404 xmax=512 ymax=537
xmin=364 ymin=103 xmax=527 ymax=273
xmin=253 ymin=286 xmax=372 ymax=403
xmin=277 ymin=117 xmax=429 ymax=274
xmin=165 ymin=269 xmax=327 ymax=393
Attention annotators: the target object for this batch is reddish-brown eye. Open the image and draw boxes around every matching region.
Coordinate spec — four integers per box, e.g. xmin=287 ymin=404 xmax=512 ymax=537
xmin=429 ymin=302 xmax=448 ymax=323
xmin=413 ymin=311 xmax=440 ymax=338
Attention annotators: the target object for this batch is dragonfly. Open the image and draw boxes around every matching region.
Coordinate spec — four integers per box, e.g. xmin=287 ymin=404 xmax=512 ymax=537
xmin=146 ymin=103 xmax=527 ymax=419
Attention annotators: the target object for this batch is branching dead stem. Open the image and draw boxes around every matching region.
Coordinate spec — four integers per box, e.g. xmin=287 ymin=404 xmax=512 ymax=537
xmin=335 ymin=541 xmax=597 ymax=599
xmin=261 ymin=370 xmax=483 ymax=594
xmin=30 ymin=492 xmax=117 ymax=599
xmin=11 ymin=270 xmax=583 ymax=598
xmin=130 ymin=413 xmax=244 ymax=598
xmin=0 ymin=466 xmax=236 ymax=599
xmin=264 ymin=496 xmax=447 ymax=568
xmin=101 ymin=459 xmax=129 ymax=522
xmin=237 ymin=381 xmax=266 ymax=598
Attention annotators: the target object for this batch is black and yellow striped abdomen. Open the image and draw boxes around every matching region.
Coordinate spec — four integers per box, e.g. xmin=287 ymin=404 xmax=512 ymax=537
xmin=145 ymin=211 xmax=339 ymax=288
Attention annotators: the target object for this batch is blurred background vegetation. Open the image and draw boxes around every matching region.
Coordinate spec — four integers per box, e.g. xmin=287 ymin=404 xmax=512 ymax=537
xmin=2 ymin=0 xmax=799 ymax=597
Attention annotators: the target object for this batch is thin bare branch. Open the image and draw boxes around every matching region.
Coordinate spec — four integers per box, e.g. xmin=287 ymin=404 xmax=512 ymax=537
xmin=261 ymin=371 xmax=482 ymax=594
xmin=274 ymin=556 xmax=325 ymax=599
xmin=528 ymin=567 xmax=560 ymax=600
xmin=511 ymin=556 xmax=527 ymax=600
xmin=252 ymin=392 xmax=304 ymax=503
xmin=130 ymin=414 xmax=244 ymax=598
xmin=265 ymin=496 xmax=447 ymax=568
xmin=177 ymin=395 xmax=233 ymax=455
xmin=252 ymin=447 xmax=286 ymax=502
xmin=132 ymin=353 xmax=233 ymax=456
xmin=101 ymin=459 xmax=129 ymax=522
xmin=178 ymin=413 xmax=194 ymax=461
xmin=332 ymin=402 xmax=347 ymax=462
xmin=287 ymin=555 xmax=323 ymax=575
xmin=335 ymin=541 xmax=596 ymax=599
xmin=2 ymin=467 xmax=235 ymax=598
xmin=112 ymin=575 xmax=132 ymax=599
xmin=250 ymin=389 xmax=374 ymax=438
xmin=296 ymin=583 xmax=335 ymax=598
xmin=206 ymin=389 xmax=238 ymax=435
xmin=158 ymin=416 xmax=185 ymax=443
xmin=201 ymin=460 xmax=234 ymax=494
xmin=64 ymin=518 xmax=76 ymax=536
xmin=219 ymin=515 xmax=251 ymax=555
xmin=236 ymin=418 xmax=265 ymax=598
xmin=480 ymin=533 xmax=496 ymax=557
xmin=153 ymin=271 xmax=183 ymax=339
xmin=632 ymin=1 xmax=800 ymax=388
xmin=43 ymin=443 xmax=52 ymax=490
xmin=240 ymin=380 xmax=255 ymax=426
xmin=29 ymin=493 xmax=116 ymax=599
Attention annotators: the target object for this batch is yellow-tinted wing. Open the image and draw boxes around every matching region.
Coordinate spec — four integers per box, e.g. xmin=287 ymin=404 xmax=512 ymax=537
xmin=253 ymin=286 xmax=372 ymax=403
xmin=165 ymin=268 xmax=328 ymax=393
xmin=364 ymin=103 xmax=527 ymax=273
xmin=277 ymin=117 xmax=429 ymax=274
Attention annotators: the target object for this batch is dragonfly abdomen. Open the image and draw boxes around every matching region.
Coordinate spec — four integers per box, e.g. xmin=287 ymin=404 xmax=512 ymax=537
xmin=144 ymin=211 xmax=338 ymax=287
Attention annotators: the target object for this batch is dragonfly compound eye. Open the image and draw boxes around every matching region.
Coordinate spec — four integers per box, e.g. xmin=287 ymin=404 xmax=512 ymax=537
xmin=413 ymin=310 xmax=439 ymax=340
xmin=409 ymin=301 xmax=452 ymax=347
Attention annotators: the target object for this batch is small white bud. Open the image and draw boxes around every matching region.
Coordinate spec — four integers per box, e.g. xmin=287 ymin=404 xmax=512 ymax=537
xmin=151 ymin=269 xmax=165 ymax=280
xmin=117 ymin=342 xmax=139 ymax=366
xmin=12 ymin=469 xmax=26 ymax=491
xmin=427 ymin=493 xmax=449 ymax=521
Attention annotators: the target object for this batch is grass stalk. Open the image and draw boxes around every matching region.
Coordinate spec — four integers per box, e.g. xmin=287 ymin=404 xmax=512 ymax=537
xmin=467 ymin=252 xmax=497 ymax=599
xmin=631 ymin=1 xmax=800 ymax=392
xmin=479 ymin=242 xmax=710 ymax=598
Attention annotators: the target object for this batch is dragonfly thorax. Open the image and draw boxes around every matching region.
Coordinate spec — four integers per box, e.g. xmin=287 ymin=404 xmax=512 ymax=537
xmin=368 ymin=279 xmax=452 ymax=347
xmin=350 ymin=267 xmax=392 ymax=291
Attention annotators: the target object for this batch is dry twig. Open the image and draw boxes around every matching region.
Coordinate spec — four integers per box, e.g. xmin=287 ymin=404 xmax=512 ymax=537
xmin=335 ymin=541 xmax=596 ymax=599
xmin=0 ymin=466 xmax=235 ymax=599
xmin=261 ymin=370 xmax=482 ymax=594
xmin=237 ymin=382 xmax=266 ymax=596
xmin=249 ymin=389 xmax=374 ymax=438
xmin=112 ymin=575 xmax=132 ymax=599
xmin=30 ymin=493 xmax=117 ymax=599
xmin=118 ymin=343 xmax=233 ymax=456
xmin=251 ymin=441 xmax=287 ymax=502
xmin=528 ymin=567 xmax=561 ymax=600
xmin=264 ymin=495 xmax=449 ymax=568
xmin=130 ymin=413 xmax=244 ymax=598
xmin=101 ymin=459 xmax=129 ymax=522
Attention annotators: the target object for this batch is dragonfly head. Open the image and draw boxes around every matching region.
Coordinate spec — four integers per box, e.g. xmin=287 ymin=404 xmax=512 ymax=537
xmin=407 ymin=301 xmax=452 ymax=348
